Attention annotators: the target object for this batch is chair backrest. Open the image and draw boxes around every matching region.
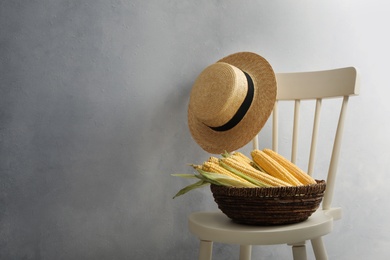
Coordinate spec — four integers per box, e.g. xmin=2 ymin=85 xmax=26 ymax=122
xmin=252 ymin=67 xmax=359 ymax=210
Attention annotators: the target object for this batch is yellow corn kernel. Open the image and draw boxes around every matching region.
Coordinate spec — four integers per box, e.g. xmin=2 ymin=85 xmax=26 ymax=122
xmin=232 ymin=151 xmax=252 ymax=164
xmin=263 ymin=149 xmax=316 ymax=185
xmin=251 ymin=149 xmax=303 ymax=186
xmin=202 ymin=161 xmax=257 ymax=187
xmin=220 ymin=157 xmax=292 ymax=187
xmin=231 ymin=152 xmax=264 ymax=172
xmin=207 ymin=156 xmax=220 ymax=164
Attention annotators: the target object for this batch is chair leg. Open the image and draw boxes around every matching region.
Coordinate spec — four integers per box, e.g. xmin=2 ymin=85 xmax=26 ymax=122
xmin=199 ymin=240 xmax=213 ymax=260
xmin=311 ymin=237 xmax=328 ymax=260
xmin=291 ymin=241 xmax=307 ymax=260
xmin=239 ymin=245 xmax=252 ymax=260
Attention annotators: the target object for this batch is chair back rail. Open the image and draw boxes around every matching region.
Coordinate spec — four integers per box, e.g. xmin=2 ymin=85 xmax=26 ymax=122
xmin=253 ymin=67 xmax=359 ymax=210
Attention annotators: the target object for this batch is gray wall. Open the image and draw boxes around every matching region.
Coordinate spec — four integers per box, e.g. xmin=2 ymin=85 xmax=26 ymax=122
xmin=1 ymin=0 xmax=389 ymax=259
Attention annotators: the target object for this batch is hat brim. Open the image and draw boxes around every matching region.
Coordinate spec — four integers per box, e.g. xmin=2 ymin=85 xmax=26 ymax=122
xmin=188 ymin=52 xmax=277 ymax=154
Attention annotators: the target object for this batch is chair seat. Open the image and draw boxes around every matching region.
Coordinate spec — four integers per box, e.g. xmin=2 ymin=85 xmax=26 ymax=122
xmin=188 ymin=208 xmax=341 ymax=246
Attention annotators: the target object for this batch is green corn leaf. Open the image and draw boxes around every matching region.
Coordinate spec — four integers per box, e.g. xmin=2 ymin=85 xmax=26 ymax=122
xmin=172 ymin=180 xmax=209 ymax=199
xmin=196 ymin=168 xmax=256 ymax=188
xmin=221 ymin=150 xmax=232 ymax=158
xmin=193 ymin=168 xmax=223 ymax=185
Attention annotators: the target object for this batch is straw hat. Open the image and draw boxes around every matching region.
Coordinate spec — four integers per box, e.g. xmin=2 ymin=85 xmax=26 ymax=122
xmin=188 ymin=52 xmax=277 ymax=154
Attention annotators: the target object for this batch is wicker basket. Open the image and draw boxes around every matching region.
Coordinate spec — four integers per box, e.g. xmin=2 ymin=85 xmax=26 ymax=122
xmin=210 ymin=180 xmax=326 ymax=226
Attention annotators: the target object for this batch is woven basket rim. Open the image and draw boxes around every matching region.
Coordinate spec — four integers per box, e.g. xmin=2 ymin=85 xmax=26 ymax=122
xmin=210 ymin=180 xmax=326 ymax=197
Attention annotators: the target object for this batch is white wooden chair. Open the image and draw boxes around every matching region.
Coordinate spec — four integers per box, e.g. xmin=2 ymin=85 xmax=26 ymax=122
xmin=188 ymin=67 xmax=360 ymax=260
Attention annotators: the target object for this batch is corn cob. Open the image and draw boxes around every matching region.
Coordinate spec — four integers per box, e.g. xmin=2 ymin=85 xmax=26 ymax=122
xmin=207 ymin=156 xmax=220 ymax=164
xmin=251 ymin=149 xmax=303 ymax=186
xmin=232 ymin=151 xmax=252 ymax=164
xmin=263 ymin=149 xmax=317 ymax=185
xmin=220 ymin=157 xmax=292 ymax=187
xmin=230 ymin=152 xmax=265 ymax=172
xmin=202 ymin=160 xmax=257 ymax=187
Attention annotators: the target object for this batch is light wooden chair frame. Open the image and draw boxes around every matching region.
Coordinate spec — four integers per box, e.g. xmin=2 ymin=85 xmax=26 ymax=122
xmin=188 ymin=67 xmax=360 ymax=260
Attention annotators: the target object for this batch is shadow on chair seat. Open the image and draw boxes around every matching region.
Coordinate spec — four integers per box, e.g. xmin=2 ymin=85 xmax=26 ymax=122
xmin=189 ymin=209 xmax=341 ymax=246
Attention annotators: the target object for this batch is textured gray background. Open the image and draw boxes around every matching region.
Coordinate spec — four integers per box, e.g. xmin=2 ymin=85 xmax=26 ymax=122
xmin=1 ymin=0 xmax=390 ymax=259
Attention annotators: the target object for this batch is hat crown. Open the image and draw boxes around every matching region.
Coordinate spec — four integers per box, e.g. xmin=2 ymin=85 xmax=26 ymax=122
xmin=187 ymin=52 xmax=276 ymax=154
xmin=189 ymin=62 xmax=248 ymax=127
